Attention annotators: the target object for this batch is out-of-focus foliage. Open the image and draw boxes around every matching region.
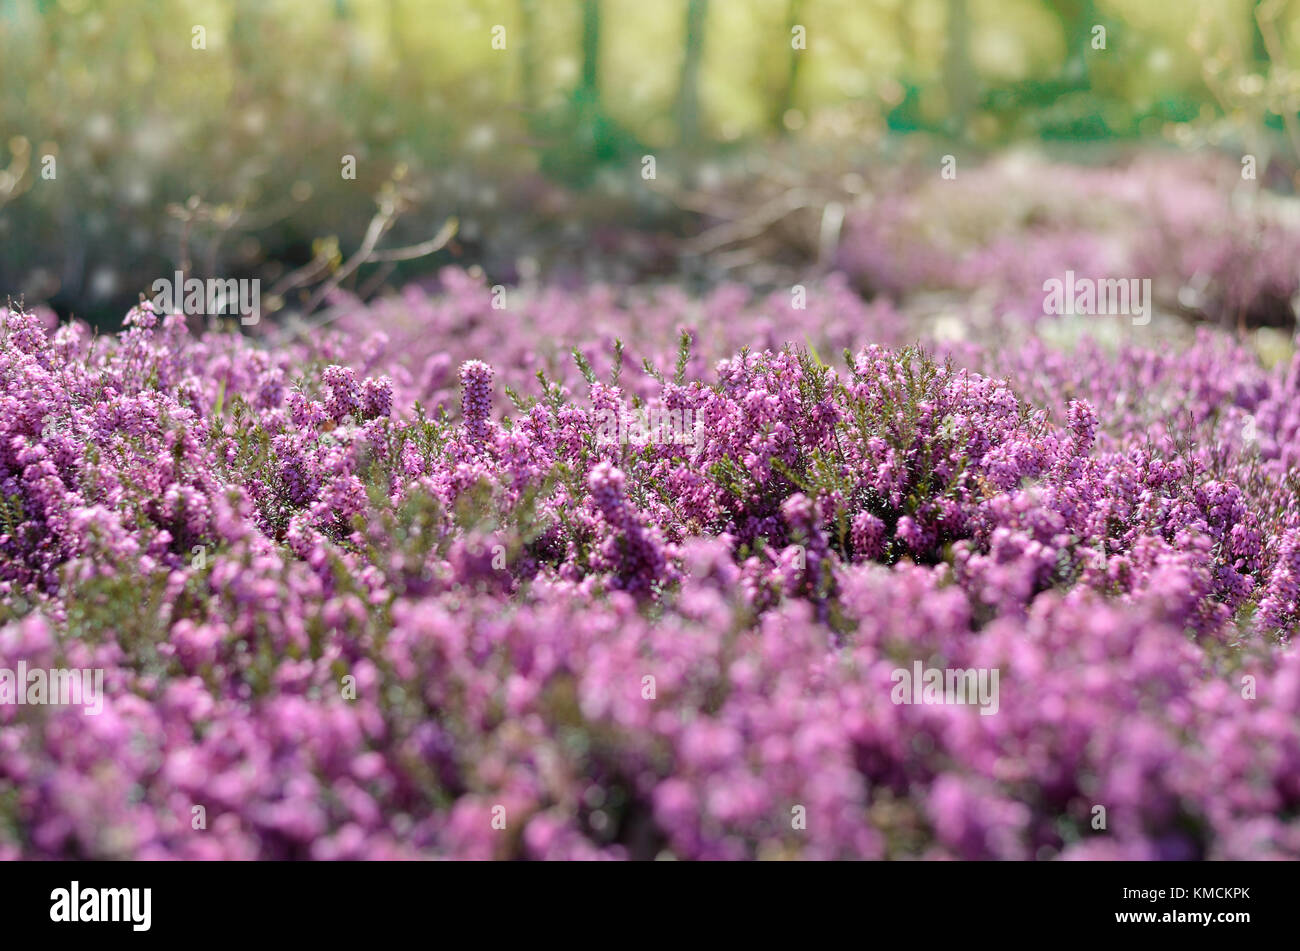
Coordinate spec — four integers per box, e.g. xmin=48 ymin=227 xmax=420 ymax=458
xmin=3 ymin=0 xmax=1300 ymax=323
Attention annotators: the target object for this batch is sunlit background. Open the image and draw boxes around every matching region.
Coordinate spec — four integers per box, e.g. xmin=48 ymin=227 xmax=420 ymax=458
xmin=2 ymin=0 xmax=1299 ymax=325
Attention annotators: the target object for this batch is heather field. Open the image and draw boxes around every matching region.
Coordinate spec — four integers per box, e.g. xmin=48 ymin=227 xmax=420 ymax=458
xmin=5 ymin=163 xmax=1300 ymax=860
xmin=3 ymin=0 xmax=1300 ymax=875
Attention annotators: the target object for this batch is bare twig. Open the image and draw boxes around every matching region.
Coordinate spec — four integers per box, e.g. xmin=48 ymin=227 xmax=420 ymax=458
xmin=268 ymin=255 xmax=334 ymax=300
xmin=269 ymin=215 xmax=457 ymax=344
xmin=682 ymin=187 xmax=816 ymax=254
xmin=356 ymin=260 xmax=397 ymax=299
xmin=298 ymin=209 xmax=456 ymax=318
xmin=365 ymin=218 xmax=459 ymax=262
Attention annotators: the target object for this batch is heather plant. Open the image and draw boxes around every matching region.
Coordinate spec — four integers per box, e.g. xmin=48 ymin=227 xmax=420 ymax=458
xmin=835 ymin=153 xmax=1300 ymax=333
xmin=2 ymin=275 xmax=1300 ymax=860
xmin=10 ymin=0 xmax=1300 ymax=874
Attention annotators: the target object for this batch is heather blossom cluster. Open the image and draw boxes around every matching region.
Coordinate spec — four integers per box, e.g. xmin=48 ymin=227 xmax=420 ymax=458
xmin=1 ymin=272 xmax=1299 ymax=861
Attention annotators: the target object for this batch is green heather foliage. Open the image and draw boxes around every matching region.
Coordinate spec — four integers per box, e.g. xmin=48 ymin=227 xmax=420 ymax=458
xmin=1 ymin=274 xmax=1299 ymax=859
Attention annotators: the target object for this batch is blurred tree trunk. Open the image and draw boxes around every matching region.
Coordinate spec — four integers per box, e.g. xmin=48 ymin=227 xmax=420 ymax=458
xmin=676 ymin=0 xmax=709 ymax=147
xmin=579 ymin=0 xmax=602 ymax=107
xmin=943 ymin=0 xmax=974 ymax=140
xmin=335 ymin=0 xmax=355 ymax=87
xmin=518 ymin=0 xmax=539 ymax=111
xmin=896 ymin=0 xmax=914 ymax=63
xmin=387 ymin=0 xmax=409 ymax=70
xmin=229 ymin=0 xmax=260 ymax=109
xmin=1054 ymin=0 xmax=1098 ymax=84
xmin=770 ymin=0 xmax=803 ymax=134
xmin=1251 ymin=0 xmax=1269 ymax=63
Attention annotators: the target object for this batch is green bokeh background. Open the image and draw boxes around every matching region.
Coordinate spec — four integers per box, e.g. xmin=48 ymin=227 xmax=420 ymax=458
xmin=1 ymin=0 xmax=1297 ymax=323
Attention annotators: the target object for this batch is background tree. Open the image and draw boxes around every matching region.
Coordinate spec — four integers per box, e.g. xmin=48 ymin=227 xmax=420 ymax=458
xmin=676 ymin=0 xmax=710 ymax=148
xmin=943 ymin=0 xmax=975 ymax=141
xmin=770 ymin=0 xmax=804 ymax=135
